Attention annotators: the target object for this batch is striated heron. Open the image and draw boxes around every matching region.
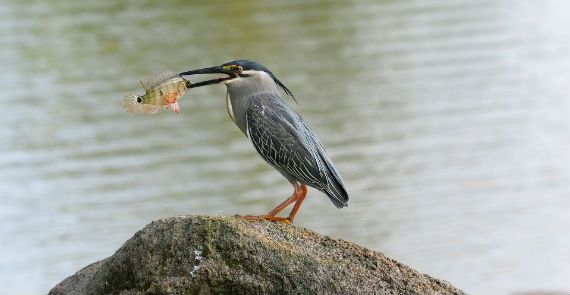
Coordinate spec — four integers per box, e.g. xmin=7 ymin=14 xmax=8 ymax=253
xmin=180 ymin=60 xmax=348 ymax=224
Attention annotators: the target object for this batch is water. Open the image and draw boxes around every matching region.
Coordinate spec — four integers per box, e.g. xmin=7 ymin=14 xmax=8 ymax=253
xmin=1 ymin=1 xmax=568 ymax=294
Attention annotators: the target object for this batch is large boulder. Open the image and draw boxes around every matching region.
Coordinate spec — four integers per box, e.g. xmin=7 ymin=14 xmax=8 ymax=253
xmin=49 ymin=215 xmax=465 ymax=295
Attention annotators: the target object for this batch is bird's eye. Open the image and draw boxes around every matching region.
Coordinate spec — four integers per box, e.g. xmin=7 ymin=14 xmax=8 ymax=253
xmin=159 ymin=90 xmax=164 ymax=96
xmin=232 ymin=65 xmax=243 ymax=74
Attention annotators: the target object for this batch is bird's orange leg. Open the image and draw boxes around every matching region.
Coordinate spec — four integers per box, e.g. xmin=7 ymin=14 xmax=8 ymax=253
xmin=266 ymin=190 xmax=301 ymax=216
xmin=242 ymin=183 xmax=305 ymax=224
xmin=286 ymin=184 xmax=308 ymax=223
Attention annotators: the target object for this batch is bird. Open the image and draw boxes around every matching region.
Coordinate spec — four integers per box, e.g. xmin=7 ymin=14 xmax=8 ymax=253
xmin=179 ymin=60 xmax=348 ymax=224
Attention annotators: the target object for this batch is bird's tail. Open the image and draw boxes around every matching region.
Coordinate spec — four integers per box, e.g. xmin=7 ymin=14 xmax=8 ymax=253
xmin=317 ymin=154 xmax=348 ymax=208
xmin=300 ymin=120 xmax=349 ymax=208
xmin=322 ymin=174 xmax=349 ymax=208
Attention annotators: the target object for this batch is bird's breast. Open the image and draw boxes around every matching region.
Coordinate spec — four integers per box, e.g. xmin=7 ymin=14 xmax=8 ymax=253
xmin=226 ymin=91 xmax=248 ymax=137
xmin=226 ymin=92 xmax=236 ymax=123
xmin=225 ymin=90 xmax=254 ymax=137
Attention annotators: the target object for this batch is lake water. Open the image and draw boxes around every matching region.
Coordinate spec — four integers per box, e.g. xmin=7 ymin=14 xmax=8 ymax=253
xmin=0 ymin=1 xmax=568 ymax=294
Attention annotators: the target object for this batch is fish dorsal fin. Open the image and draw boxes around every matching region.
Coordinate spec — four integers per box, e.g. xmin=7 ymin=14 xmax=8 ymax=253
xmin=140 ymin=80 xmax=149 ymax=91
xmin=141 ymin=69 xmax=174 ymax=90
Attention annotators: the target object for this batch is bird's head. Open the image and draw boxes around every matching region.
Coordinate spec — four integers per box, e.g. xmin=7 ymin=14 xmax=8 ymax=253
xmin=179 ymin=60 xmax=295 ymax=100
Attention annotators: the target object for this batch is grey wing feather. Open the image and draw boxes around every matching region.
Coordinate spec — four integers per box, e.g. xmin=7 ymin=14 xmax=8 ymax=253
xmin=246 ymin=95 xmax=348 ymax=208
xmin=297 ymin=120 xmax=349 ymax=208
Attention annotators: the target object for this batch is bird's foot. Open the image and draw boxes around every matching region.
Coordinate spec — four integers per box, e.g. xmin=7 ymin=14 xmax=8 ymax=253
xmin=241 ymin=215 xmax=292 ymax=224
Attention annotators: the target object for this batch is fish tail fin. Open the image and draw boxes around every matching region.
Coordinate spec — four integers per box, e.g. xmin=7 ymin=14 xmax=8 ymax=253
xmin=123 ymin=92 xmax=140 ymax=114
xmin=123 ymin=92 xmax=162 ymax=115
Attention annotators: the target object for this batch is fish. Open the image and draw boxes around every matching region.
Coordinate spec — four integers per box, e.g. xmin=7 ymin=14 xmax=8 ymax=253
xmin=123 ymin=69 xmax=191 ymax=115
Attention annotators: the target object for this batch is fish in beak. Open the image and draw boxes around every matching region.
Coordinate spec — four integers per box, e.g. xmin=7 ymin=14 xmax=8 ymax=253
xmin=123 ymin=69 xmax=190 ymax=115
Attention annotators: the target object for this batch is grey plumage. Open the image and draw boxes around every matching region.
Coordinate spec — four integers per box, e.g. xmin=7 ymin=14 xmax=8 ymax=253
xmin=245 ymin=93 xmax=348 ymax=208
xmin=180 ymin=60 xmax=348 ymax=221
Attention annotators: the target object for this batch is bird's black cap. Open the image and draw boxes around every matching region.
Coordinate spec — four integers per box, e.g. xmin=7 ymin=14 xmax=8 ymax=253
xmin=221 ymin=60 xmax=295 ymax=100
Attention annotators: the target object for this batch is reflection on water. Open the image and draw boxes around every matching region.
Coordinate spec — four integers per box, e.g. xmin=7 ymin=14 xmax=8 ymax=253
xmin=0 ymin=1 xmax=568 ymax=294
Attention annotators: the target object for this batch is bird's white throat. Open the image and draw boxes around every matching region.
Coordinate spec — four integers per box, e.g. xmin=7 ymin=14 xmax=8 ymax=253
xmin=226 ymin=91 xmax=236 ymax=123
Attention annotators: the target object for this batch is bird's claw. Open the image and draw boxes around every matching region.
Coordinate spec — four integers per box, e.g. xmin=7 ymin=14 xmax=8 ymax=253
xmin=241 ymin=215 xmax=292 ymax=224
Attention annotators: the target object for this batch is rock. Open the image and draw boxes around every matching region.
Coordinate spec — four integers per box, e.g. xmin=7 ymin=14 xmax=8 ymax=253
xmin=49 ymin=215 xmax=465 ymax=295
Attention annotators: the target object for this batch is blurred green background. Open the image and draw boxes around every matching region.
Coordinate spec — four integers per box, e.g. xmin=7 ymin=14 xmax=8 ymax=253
xmin=0 ymin=1 xmax=568 ymax=294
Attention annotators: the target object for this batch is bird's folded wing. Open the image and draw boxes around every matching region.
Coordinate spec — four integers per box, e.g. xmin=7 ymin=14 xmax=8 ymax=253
xmin=246 ymin=96 xmax=325 ymax=188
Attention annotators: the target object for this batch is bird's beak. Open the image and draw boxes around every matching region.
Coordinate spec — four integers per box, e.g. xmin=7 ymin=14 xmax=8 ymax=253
xmin=179 ymin=66 xmax=235 ymax=88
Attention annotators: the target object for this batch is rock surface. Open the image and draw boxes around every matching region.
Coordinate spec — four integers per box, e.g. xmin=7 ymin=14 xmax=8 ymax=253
xmin=49 ymin=215 xmax=465 ymax=295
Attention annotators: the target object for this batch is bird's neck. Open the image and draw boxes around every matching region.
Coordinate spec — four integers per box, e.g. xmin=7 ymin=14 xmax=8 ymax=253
xmin=225 ymin=74 xmax=281 ymax=136
xmin=225 ymin=90 xmax=251 ymax=137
